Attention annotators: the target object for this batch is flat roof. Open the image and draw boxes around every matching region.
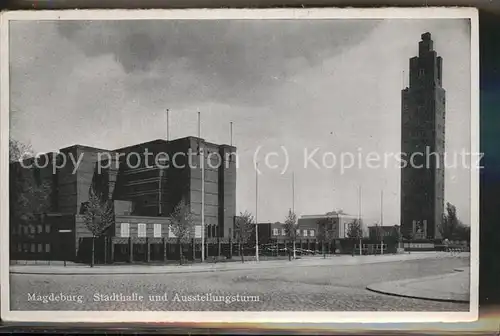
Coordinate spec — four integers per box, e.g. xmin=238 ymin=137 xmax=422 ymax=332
xmin=300 ymin=214 xmax=358 ymax=219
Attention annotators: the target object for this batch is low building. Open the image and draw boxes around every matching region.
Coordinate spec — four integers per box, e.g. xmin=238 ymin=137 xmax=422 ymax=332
xmin=298 ymin=213 xmax=369 ymax=239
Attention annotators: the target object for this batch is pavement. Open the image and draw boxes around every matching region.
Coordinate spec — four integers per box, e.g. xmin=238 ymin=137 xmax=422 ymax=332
xmin=10 ymin=254 xmax=470 ymax=311
xmin=366 ymin=267 xmax=470 ymax=303
xmin=10 ymin=252 xmax=465 ymax=275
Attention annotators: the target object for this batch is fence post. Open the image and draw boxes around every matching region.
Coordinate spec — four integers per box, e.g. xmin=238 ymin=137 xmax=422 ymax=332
xmin=163 ymin=237 xmax=167 ymax=262
xmin=128 ymin=237 xmax=133 ymax=263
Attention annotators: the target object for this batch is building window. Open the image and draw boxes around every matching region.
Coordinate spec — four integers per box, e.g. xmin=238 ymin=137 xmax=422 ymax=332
xmin=419 ymin=68 xmax=425 ymax=77
xmin=272 ymin=228 xmax=279 ymax=236
xmin=45 ymin=224 xmax=51 ymax=233
xmin=38 ymin=243 xmax=43 ymax=253
xmin=37 ymin=224 xmax=43 ymax=234
xmin=281 ymin=228 xmax=286 ymax=236
xmin=303 ymin=230 xmax=308 ymax=237
xmin=30 ymin=225 xmax=36 ymax=234
xmin=296 ymin=229 xmax=300 ymax=236
xmin=138 ymin=223 xmax=146 ymax=238
xmin=30 ymin=243 xmax=36 ymax=253
xmin=120 ymin=223 xmax=130 ymax=238
xmin=309 ymin=230 xmax=315 ymax=237
xmin=212 ymin=225 xmax=217 ymax=238
xmin=153 ymin=224 xmax=162 ymax=238
xmin=17 ymin=243 xmax=22 ymax=252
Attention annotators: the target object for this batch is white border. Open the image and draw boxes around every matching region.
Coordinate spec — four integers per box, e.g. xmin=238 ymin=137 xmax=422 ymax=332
xmin=0 ymin=7 xmax=479 ymax=324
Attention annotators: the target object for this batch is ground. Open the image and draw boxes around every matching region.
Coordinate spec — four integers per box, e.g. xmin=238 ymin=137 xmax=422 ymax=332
xmin=10 ymin=255 xmax=470 ymax=311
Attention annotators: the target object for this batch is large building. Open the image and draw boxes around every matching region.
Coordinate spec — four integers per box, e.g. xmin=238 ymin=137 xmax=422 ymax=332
xmin=10 ymin=137 xmax=237 ymax=263
xmin=400 ymin=32 xmax=445 ymax=240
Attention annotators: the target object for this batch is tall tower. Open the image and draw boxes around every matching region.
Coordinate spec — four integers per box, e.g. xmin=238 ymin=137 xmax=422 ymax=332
xmin=401 ymin=32 xmax=445 ymax=240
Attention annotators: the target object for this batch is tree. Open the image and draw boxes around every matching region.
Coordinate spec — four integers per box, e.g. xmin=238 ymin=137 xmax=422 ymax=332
xmin=168 ymin=199 xmax=196 ymax=265
xmin=233 ymin=211 xmax=254 ymax=263
xmin=82 ymin=184 xmax=114 ymax=267
xmin=283 ymin=209 xmax=298 ymax=260
xmin=439 ymin=202 xmax=462 ymax=240
xmin=347 ymin=219 xmax=363 ymax=256
xmin=9 ymin=139 xmax=52 ymax=229
xmin=385 ymin=225 xmax=402 ymax=253
xmin=455 ymin=224 xmax=471 ymax=244
xmin=317 ymin=216 xmax=334 ymax=258
xmin=9 ymin=138 xmax=33 ymax=163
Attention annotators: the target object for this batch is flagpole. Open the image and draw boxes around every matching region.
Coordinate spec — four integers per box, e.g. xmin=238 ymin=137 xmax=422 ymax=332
xmin=198 ymin=112 xmax=205 ymax=262
xmin=380 ymin=189 xmax=384 ymax=255
xmin=230 ymin=122 xmax=233 ymax=147
xmin=292 ymin=171 xmax=296 ymax=259
xmin=166 ymin=108 xmax=170 ymax=141
xmin=358 ymin=185 xmax=362 ymax=256
xmin=292 ymin=172 xmax=295 ymax=213
xmin=255 ymin=161 xmax=259 ymax=262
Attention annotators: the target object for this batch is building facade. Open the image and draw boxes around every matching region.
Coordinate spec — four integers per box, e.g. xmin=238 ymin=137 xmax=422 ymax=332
xmin=10 ymin=137 xmax=237 ymax=263
xmin=297 ymin=214 xmax=368 ymax=239
xmin=401 ymin=32 xmax=445 ymax=240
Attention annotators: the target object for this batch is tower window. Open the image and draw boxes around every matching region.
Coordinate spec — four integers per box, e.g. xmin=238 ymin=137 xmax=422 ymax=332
xmin=419 ymin=68 xmax=425 ymax=78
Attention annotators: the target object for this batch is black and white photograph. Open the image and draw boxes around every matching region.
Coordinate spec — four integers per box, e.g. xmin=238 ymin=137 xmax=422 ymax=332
xmin=1 ymin=8 xmax=479 ymax=323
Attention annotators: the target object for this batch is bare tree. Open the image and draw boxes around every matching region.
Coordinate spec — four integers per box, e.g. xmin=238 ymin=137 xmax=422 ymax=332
xmin=283 ymin=209 xmax=298 ymax=260
xmin=317 ymin=216 xmax=334 ymax=258
xmin=234 ymin=211 xmax=254 ymax=263
xmin=168 ymin=199 xmax=196 ymax=265
xmin=9 ymin=138 xmax=34 ymax=163
xmin=439 ymin=202 xmax=463 ymax=240
xmin=455 ymin=224 xmax=471 ymax=244
xmin=82 ymin=184 xmax=114 ymax=267
xmin=347 ymin=219 xmax=363 ymax=256
xmin=9 ymin=139 xmax=52 ymax=227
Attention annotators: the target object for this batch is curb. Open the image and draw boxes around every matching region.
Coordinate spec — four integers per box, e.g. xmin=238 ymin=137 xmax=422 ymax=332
xmin=10 ymin=253 xmax=461 ymax=276
xmin=366 ymin=273 xmax=470 ymax=304
xmin=366 ymin=286 xmax=469 ymax=304
xmin=10 ymin=260 xmax=342 ymax=276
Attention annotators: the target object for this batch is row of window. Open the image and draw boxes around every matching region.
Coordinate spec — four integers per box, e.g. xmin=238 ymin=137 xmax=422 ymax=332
xmin=13 ymin=224 xmax=51 ymax=235
xmin=120 ymin=223 xmax=173 ymax=238
xmin=14 ymin=242 xmax=51 ymax=253
xmin=272 ymin=228 xmax=315 ymax=237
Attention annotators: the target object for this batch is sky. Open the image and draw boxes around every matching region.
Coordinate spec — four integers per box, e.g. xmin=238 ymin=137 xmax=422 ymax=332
xmin=9 ymin=18 xmax=473 ymax=225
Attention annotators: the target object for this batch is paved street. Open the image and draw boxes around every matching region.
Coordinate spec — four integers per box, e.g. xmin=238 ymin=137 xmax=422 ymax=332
xmin=10 ymin=255 xmax=470 ymax=311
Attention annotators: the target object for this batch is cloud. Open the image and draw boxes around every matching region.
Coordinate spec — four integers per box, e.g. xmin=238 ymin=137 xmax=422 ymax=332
xmin=55 ymin=19 xmax=381 ymax=105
